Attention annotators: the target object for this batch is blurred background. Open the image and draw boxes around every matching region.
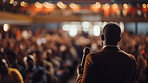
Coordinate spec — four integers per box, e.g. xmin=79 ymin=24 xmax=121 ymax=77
xmin=0 ymin=0 xmax=148 ymax=83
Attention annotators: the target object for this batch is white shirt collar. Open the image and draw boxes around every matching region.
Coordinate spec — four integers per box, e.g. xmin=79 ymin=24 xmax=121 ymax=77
xmin=103 ymin=45 xmax=118 ymax=49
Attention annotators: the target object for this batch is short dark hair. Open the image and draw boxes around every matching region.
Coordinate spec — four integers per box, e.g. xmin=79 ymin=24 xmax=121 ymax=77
xmin=103 ymin=23 xmax=121 ymax=43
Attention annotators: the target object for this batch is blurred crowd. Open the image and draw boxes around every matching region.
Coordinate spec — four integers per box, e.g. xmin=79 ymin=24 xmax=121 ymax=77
xmin=119 ymin=31 xmax=148 ymax=83
xmin=0 ymin=27 xmax=148 ymax=83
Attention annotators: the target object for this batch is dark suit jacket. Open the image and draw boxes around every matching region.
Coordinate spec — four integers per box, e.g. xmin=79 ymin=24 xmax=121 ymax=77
xmin=77 ymin=46 xmax=137 ymax=83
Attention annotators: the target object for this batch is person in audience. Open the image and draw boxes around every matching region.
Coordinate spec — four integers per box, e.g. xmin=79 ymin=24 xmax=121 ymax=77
xmin=35 ymin=50 xmax=58 ymax=83
xmin=0 ymin=52 xmax=24 ymax=83
xmin=76 ymin=23 xmax=137 ymax=83
xmin=5 ymin=50 xmax=18 ymax=68
xmin=23 ymin=54 xmax=47 ymax=83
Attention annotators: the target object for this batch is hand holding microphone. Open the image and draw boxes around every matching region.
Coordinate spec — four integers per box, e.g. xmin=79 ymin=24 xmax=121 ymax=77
xmin=80 ymin=47 xmax=90 ymax=68
xmin=77 ymin=47 xmax=90 ymax=75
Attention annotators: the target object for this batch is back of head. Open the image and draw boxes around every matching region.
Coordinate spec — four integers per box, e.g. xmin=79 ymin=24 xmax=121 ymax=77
xmin=103 ymin=23 xmax=121 ymax=45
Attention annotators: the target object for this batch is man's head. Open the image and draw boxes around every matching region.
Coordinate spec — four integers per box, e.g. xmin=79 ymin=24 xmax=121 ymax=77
xmin=101 ymin=23 xmax=121 ymax=45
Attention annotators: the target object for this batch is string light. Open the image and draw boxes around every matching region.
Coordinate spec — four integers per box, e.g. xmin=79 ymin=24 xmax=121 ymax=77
xmin=69 ymin=3 xmax=80 ymax=10
xmin=112 ymin=3 xmax=118 ymax=9
xmin=123 ymin=3 xmax=128 ymax=9
xmin=142 ymin=3 xmax=146 ymax=8
xmin=90 ymin=2 xmax=101 ymax=12
xmin=20 ymin=1 xmax=27 ymax=7
xmin=103 ymin=3 xmax=110 ymax=9
xmin=95 ymin=2 xmax=101 ymax=8
xmin=43 ymin=2 xmax=55 ymax=8
xmin=10 ymin=0 xmax=14 ymax=4
xmin=35 ymin=2 xmax=43 ymax=8
xmin=57 ymin=2 xmax=67 ymax=9
xmin=90 ymin=2 xmax=101 ymax=9
xmin=3 ymin=1 xmax=148 ymax=18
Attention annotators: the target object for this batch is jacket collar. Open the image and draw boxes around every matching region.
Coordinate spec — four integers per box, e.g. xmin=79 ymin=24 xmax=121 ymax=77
xmin=103 ymin=45 xmax=118 ymax=49
xmin=102 ymin=45 xmax=120 ymax=52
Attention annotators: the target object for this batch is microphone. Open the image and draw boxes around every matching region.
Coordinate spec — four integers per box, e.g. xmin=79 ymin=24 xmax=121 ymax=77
xmin=80 ymin=47 xmax=90 ymax=68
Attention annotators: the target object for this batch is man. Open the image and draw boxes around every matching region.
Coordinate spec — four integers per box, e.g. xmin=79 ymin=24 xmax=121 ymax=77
xmin=23 ymin=54 xmax=47 ymax=83
xmin=77 ymin=23 xmax=137 ymax=83
xmin=0 ymin=52 xmax=24 ymax=83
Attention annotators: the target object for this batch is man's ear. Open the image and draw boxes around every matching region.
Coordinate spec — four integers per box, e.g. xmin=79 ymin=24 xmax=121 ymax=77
xmin=101 ymin=34 xmax=104 ymax=41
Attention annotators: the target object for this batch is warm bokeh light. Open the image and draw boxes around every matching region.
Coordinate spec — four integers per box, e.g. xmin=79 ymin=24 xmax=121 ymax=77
xmin=43 ymin=2 xmax=48 ymax=7
xmin=103 ymin=3 xmax=110 ymax=9
xmin=102 ymin=4 xmax=110 ymax=17
xmin=57 ymin=2 xmax=67 ymax=9
xmin=10 ymin=0 xmax=14 ymax=4
xmin=90 ymin=2 xmax=101 ymax=12
xmin=112 ymin=3 xmax=118 ymax=9
xmin=142 ymin=4 xmax=147 ymax=8
xmin=69 ymin=3 xmax=80 ymax=10
xmin=93 ymin=25 xmax=100 ymax=36
xmin=147 ymin=4 xmax=148 ymax=8
xmin=43 ymin=2 xmax=56 ymax=9
xmin=91 ymin=2 xmax=101 ymax=8
xmin=123 ymin=3 xmax=128 ymax=9
xmin=3 ymin=23 xmax=10 ymax=32
xmin=35 ymin=2 xmax=43 ymax=8
xmin=95 ymin=2 xmax=101 ymax=8
xmin=20 ymin=1 xmax=27 ymax=7
xmin=20 ymin=1 xmax=25 ymax=6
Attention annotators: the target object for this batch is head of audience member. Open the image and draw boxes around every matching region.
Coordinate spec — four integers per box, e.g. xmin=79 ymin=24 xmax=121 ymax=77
xmin=0 ymin=52 xmax=9 ymax=74
xmin=25 ymin=55 xmax=35 ymax=71
xmin=6 ymin=50 xmax=17 ymax=68
xmin=101 ymin=23 xmax=121 ymax=46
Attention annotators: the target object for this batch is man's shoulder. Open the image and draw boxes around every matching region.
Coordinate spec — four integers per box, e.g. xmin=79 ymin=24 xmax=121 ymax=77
xmin=119 ymin=50 xmax=136 ymax=61
xmin=86 ymin=51 xmax=103 ymax=61
xmin=87 ymin=49 xmax=105 ymax=58
xmin=87 ymin=49 xmax=136 ymax=61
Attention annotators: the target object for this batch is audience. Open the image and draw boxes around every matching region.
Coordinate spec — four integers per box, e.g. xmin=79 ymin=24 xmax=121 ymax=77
xmin=0 ymin=27 xmax=148 ymax=83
